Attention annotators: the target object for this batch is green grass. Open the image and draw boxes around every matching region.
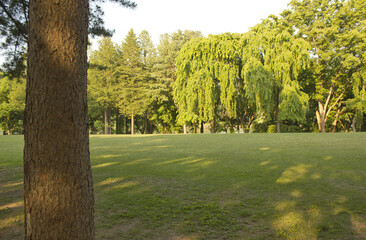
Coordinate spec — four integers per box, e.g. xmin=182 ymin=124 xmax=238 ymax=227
xmin=1 ymin=133 xmax=366 ymax=239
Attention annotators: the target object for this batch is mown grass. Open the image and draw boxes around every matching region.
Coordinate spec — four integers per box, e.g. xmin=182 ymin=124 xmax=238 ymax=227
xmin=1 ymin=133 xmax=365 ymax=239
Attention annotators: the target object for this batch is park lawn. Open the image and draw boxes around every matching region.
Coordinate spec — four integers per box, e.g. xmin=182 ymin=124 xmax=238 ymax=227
xmin=0 ymin=134 xmax=365 ymax=239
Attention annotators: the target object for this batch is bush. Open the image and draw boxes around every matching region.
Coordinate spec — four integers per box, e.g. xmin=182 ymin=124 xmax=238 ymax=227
xmin=267 ymin=125 xmax=277 ymax=133
xmin=281 ymin=125 xmax=303 ymax=133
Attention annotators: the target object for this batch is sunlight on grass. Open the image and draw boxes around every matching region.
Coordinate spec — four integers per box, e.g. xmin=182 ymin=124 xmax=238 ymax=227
xmin=156 ymin=157 xmax=194 ymax=165
xmin=260 ymin=147 xmax=270 ymax=151
xmin=290 ymin=190 xmax=303 ymax=198
xmin=2 ymin=181 xmax=22 ymax=188
xmin=0 ymin=201 xmax=23 ymax=211
xmin=275 ymin=201 xmax=297 ymax=211
xmin=260 ymin=160 xmax=271 ymax=166
xmin=97 ymin=177 xmax=124 ymax=186
xmin=124 ymin=158 xmax=153 ymax=165
xmin=92 ymin=162 xmax=118 ymax=168
xmin=351 ymin=215 xmax=366 ymax=237
xmin=1 ymin=134 xmax=366 ymax=239
xmin=0 ymin=214 xmax=23 ymax=229
xmin=322 ymin=155 xmax=333 ymax=161
xmin=273 ymin=211 xmax=317 ymax=240
xmin=111 ymin=181 xmax=139 ymax=190
xmin=99 ymin=154 xmax=124 ymax=159
xmin=311 ymin=172 xmax=321 ymax=179
xmin=276 ymin=164 xmax=313 ymax=184
xmin=179 ymin=158 xmax=205 ymax=165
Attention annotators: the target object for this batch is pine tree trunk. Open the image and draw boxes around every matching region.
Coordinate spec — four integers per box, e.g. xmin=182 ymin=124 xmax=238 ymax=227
xmin=144 ymin=112 xmax=148 ymax=134
xmin=131 ymin=112 xmax=135 ymax=135
xmin=149 ymin=120 xmax=153 ymax=134
xmin=24 ymin=0 xmax=94 ymax=239
xmin=104 ymin=107 xmax=111 ymax=134
xmin=124 ymin=115 xmax=127 ymax=134
xmin=116 ymin=110 xmax=120 ymax=134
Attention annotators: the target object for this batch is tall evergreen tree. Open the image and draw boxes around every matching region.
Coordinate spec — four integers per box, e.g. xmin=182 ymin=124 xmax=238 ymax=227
xmin=117 ymin=28 xmax=146 ymax=135
xmin=88 ymin=37 xmax=119 ymax=134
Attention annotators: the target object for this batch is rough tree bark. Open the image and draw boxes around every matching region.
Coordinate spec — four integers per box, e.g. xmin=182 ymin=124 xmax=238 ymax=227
xmin=24 ymin=0 xmax=95 ymax=239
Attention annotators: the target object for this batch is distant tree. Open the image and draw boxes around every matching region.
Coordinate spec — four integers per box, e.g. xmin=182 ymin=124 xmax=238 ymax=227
xmin=174 ymin=34 xmax=242 ymax=133
xmin=117 ymin=29 xmax=147 ymax=135
xmin=0 ymin=72 xmax=25 ymax=134
xmin=138 ymin=30 xmax=161 ymax=133
xmin=244 ymin=15 xmax=310 ymax=132
xmin=155 ymin=30 xmax=202 ymax=133
xmin=88 ymin=37 xmax=119 ymax=134
xmin=288 ymin=0 xmax=366 ymax=132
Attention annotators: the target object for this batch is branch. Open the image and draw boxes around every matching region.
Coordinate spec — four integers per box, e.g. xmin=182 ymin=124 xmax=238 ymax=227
xmin=323 ymin=82 xmax=334 ymax=112
xmin=323 ymin=69 xmax=343 ymax=112
xmin=326 ymin=79 xmax=353 ymax=119
xmin=21 ymin=0 xmax=29 ymax=27
xmin=0 ymin=1 xmax=28 ymax=40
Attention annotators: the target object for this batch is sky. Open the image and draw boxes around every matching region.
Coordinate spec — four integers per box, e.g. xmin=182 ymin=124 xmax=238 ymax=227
xmin=94 ymin=0 xmax=293 ymax=47
xmin=0 ymin=0 xmax=293 ymax=65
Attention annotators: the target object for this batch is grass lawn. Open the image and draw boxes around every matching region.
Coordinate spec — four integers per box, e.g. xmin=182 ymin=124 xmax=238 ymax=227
xmin=0 ymin=133 xmax=366 ymax=239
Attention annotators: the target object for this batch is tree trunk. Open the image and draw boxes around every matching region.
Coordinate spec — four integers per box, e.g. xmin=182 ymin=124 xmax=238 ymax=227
xmin=351 ymin=117 xmax=357 ymax=132
xmin=149 ymin=119 xmax=153 ymax=134
xmin=193 ymin=122 xmax=197 ymax=134
xmin=331 ymin=103 xmax=342 ymax=133
xmin=144 ymin=112 xmax=148 ymax=134
xmin=210 ymin=119 xmax=216 ymax=133
xmin=104 ymin=107 xmax=111 ymax=134
xmin=276 ymin=107 xmax=281 ymax=133
xmin=183 ymin=124 xmax=187 ymax=134
xmin=200 ymin=121 xmax=204 ymax=134
xmin=131 ymin=112 xmax=134 ymax=135
xmin=244 ymin=114 xmax=255 ymax=134
xmin=24 ymin=0 xmax=94 ymax=239
xmin=124 ymin=115 xmax=127 ymax=134
xmin=116 ymin=109 xmax=120 ymax=134
xmin=316 ymin=101 xmax=327 ymax=133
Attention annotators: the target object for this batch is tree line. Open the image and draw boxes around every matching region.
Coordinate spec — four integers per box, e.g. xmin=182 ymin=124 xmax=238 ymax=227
xmin=1 ymin=0 xmax=365 ymax=135
xmin=87 ymin=0 xmax=366 ymax=134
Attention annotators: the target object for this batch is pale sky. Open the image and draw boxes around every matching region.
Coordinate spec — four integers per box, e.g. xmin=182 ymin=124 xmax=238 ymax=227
xmin=0 ymin=0 xmax=293 ymax=65
xmin=95 ymin=0 xmax=293 ymax=46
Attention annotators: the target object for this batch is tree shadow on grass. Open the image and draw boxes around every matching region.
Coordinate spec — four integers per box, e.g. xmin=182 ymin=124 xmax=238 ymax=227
xmin=90 ymin=134 xmax=366 ymax=239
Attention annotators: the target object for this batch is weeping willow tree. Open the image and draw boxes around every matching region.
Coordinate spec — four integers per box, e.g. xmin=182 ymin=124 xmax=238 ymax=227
xmin=242 ymin=15 xmax=310 ymax=132
xmin=174 ymin=15 xmax=310 ymax=133
xmin=174 ymin=33 xmax=244 ymax=133
xmin=344 ymin=69 xmax=366 ymax=131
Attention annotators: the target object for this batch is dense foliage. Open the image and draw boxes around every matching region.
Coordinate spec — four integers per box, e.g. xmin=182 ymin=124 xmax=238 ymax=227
xmin=1 ymin=0 xmax=365 ymax=134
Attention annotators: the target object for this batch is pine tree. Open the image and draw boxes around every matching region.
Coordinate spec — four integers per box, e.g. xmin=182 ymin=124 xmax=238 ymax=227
xmin=117 ymin=29 xmax=146 ymax=135
xmin=88 ymin=37 xmax=119 ymax=134
xmin=24 ymin=0 xmax=94 ymax=238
